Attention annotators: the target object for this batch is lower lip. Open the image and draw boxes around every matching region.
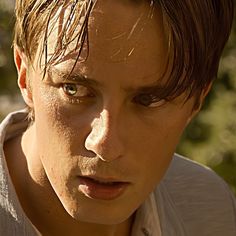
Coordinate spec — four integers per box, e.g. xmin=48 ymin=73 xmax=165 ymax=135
xmin=78 ymin=177 xmax=129 ymax=201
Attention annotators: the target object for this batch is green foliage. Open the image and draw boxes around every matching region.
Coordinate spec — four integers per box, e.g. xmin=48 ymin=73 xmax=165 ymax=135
xmin=0 ymin=7 xmax=18 ymax=95
xmin=0 ymin=6 xmax=22 ymax=120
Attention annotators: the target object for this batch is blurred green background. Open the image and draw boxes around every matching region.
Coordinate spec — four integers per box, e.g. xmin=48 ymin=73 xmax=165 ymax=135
xmin=0 ymin=2 xmax=235 ymax=194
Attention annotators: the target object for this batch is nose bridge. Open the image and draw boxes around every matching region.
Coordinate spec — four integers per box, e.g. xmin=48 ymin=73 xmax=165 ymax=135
xmin=85 ymin=107 xmax=124 ymax=161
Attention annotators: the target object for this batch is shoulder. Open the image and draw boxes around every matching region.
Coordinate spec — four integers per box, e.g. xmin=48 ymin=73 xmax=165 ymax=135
xmin=157 ymin=154 xmax=236 ymax=235
xmin=162 ymin=154 xmax=232 ymax=196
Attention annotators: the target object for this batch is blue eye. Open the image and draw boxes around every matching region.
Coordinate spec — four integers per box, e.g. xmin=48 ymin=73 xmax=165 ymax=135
xmin=133 ymin=93 xmax=166 ymax=107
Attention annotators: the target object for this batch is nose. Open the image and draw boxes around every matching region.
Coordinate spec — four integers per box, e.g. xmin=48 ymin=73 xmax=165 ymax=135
xmin=85 ymin=109 xmax=125 ymax=162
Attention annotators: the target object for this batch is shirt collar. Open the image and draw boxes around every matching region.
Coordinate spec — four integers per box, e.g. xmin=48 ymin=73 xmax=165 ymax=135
xmin=131 ymin=192 xmax=162 ymax=236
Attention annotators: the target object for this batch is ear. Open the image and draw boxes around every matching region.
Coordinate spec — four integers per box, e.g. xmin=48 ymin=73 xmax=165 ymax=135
xmin=186 ymin=83 xmax=213 ymax=125
xmin=14 ymin=46 xmax=34 ymax=107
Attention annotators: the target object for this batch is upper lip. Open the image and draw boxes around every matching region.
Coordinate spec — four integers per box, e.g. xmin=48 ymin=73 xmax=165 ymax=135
xmin=78 ymin=175 xmax=129 ymax=184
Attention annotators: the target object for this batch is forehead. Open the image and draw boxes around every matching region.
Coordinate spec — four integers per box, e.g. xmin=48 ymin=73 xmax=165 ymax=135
xmin=37 ymin=0 xmax=169 ymax=86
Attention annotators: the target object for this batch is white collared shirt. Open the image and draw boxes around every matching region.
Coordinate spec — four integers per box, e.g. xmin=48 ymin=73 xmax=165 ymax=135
xmin=131 ymin=193 xmax=162 ymax=236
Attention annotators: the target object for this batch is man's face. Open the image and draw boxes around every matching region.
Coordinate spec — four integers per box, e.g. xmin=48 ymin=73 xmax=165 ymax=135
xmin=25 ymin=1 xmax=195 ymax=225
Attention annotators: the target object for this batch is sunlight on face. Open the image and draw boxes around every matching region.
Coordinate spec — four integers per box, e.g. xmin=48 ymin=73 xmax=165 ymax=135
xmin=28 ymin=0 xmax=195 ymax=225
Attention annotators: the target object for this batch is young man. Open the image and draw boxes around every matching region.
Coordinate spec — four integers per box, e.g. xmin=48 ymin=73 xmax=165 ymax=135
xmin=0 ymin=0 xmax=235 ymax=235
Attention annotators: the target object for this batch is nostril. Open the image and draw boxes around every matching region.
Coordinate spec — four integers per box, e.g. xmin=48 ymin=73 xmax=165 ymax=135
xmin=84 ymin=149 xmax=97 ymax=158
xmin=85 ymin=131 xmax=124 ymax=162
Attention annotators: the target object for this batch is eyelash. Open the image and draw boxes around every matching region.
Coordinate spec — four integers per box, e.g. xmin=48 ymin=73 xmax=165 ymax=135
xmin=132 ymin=93 xmax=167 ymax=108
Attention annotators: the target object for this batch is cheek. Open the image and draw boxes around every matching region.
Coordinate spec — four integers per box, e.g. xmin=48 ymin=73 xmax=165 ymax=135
xmin=33 ymin=90 xmax=96 ymax=171
xmin=32 ymin=86 xmax=81 ymax=169
xmin=130 ymin=111 xmax=189 ymax=154
xmin=32 ymin=95 xmax=82 ymax=201
xmin=33 ymin=84 xmax=80 ymax=141
xmin=129 ymin=111 xmax=190 ymax=184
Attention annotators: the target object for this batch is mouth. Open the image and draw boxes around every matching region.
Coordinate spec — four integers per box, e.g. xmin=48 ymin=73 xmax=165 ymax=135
xmin=77 ymin=176 xmax=130 ymax=201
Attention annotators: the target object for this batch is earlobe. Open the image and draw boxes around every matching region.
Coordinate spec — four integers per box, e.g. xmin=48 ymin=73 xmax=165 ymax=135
xmin=14 ymin=46 xmax=34 ymax=108
xmin=195 ymin=82 xmax=213 ymax=113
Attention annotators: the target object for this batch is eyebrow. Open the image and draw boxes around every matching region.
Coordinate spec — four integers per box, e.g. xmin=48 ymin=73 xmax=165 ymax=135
xmin=47 ymin=66 xmax=102 ymax=88
xmin=124 ymin=78 xmax=168 ymax=97
xmin=47 ymin=66 xmax=168 ymax=96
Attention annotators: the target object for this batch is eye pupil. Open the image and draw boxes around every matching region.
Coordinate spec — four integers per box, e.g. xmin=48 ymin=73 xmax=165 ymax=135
xmin=63 ymin=84 xmax=77 ymax=96
xmin=137 ymin=94 xmax=153 ymax=106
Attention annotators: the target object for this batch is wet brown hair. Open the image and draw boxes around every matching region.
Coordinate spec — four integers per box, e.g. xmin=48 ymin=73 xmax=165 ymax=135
xmin=14 ymin=0 xmax=234 ymax=115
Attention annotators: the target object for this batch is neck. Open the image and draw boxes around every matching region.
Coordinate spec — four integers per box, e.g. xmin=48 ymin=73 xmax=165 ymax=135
xmin=4 ymin=127 xmax=134 ymax=236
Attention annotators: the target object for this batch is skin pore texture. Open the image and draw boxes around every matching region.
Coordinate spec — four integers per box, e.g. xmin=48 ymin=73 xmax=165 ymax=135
xmin=5 ymin=1 xmax=203 ymax=235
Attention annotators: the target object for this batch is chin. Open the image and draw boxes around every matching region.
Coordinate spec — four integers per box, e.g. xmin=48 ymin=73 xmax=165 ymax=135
xmin=64 ymin=202 xmax=134 ymax=225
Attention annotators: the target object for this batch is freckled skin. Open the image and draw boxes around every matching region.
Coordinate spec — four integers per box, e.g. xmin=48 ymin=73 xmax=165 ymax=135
xmin=11 ymin=1 xmax=199 ymax=235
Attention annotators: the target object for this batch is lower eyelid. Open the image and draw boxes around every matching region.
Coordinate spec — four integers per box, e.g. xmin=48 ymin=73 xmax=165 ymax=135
xmin=67 ymin=97 xmax=83 ymax=104
xmin=61 ymin=92 xmax=85 ymax=105
xmin=149 ymin=99 xmax=166 ymax=107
